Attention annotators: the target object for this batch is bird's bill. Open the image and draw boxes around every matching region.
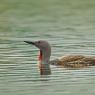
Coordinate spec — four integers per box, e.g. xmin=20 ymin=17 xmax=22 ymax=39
xmin=24 ymin=41 xmax=35 ymax=45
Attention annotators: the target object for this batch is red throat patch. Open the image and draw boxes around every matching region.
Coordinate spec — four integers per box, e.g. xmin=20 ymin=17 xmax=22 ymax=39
xmin=38 ymin=50 xmax=42 ymax=61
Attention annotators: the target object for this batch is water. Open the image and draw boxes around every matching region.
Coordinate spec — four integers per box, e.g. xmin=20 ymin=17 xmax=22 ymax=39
xmin=0 ymin=0 xmax=95 ymax=95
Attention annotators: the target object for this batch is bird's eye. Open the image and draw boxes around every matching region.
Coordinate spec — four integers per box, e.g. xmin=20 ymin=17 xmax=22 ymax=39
xmin=38 ymin=41 xmax=41 ymax=43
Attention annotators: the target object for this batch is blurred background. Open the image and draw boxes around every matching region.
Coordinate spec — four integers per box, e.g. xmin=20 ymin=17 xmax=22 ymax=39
xmin=0 ymin=0 xmax=95 ymax=95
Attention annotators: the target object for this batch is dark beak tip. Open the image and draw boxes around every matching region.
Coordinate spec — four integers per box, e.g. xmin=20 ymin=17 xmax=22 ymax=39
xmin=24 ymin=41 xmax=29 ymax=43
xmin=24 ymin=41 xmax=26 ymax=43
xmin=24 ymin=41 xmax=35 ymax=45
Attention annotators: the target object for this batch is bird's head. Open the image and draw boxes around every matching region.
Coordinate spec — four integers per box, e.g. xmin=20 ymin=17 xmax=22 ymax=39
xmin=24 ymin=40 xmax=51 ymax=62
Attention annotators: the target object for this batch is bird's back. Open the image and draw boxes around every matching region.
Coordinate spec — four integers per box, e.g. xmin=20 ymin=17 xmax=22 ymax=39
xmin=50 ymin=55 xmax=95 ymax=68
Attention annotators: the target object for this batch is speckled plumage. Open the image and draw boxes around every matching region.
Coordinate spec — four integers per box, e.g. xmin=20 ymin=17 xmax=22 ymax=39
xmin=50 ymin=55 xmax=95 ymax=68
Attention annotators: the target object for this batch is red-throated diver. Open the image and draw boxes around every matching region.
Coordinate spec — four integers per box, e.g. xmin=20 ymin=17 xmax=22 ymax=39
xmin=24 ymin=40 xmax=95 ymax=75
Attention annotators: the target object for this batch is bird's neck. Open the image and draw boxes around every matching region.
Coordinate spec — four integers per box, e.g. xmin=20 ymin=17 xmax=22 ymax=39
xmin=38 ymin=50 xmax=43 ymax=62
xmin=38 ymin=50 xmax=51 ymax=75
xmin=38 ymin=50 xmax=50 ymax=64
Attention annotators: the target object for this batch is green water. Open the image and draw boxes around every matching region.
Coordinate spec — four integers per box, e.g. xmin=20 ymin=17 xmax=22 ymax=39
xmin=0 ymin=0 xmax=95 ymax=95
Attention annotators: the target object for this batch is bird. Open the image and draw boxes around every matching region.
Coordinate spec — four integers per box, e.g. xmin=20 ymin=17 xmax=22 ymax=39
xmin=24 ymin=40 xmax=95 ymax=75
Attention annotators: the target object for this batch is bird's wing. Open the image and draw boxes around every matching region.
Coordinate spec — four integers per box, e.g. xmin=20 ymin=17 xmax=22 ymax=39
xmin=52 ymin=55 xmax=95 ymax=68
xmin=59 ymin=55 xmax=85 ymax=62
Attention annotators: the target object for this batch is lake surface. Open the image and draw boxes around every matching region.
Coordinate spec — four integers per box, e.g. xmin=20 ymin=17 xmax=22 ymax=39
xmin=0 ymin=0 xmax=95 ymax=95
